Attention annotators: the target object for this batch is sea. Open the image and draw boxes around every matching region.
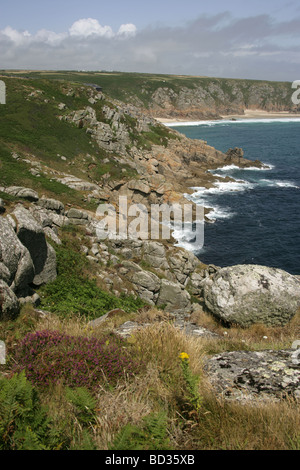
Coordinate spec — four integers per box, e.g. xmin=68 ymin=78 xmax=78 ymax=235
xmin=168 ymin=118 xmax=300 ymax=275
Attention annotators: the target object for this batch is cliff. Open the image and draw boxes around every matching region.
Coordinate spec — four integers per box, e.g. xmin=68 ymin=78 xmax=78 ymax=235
xmin=2 ymin=71 xmax=298 ymax=120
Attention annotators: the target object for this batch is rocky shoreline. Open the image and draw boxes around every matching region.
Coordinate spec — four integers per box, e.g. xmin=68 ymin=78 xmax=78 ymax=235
xmin=1 ymin=81 xmax=300 ymax=404
xmin=156 ymin=109 xmax=300 ymax=124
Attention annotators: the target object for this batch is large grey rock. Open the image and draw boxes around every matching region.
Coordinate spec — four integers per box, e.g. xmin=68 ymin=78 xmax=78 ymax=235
xmin=37 ymin=197 xmax=65 ymax=213
xmin=12 ymin=205 xmax=57 ymax=286
xmin=157 ymin=279 xmax=191 ymax=311
xmin=203 ymin=264 xmax=300 ymax=327
xmin=32 ymin=243 xmax=57 ymax=286
xmin=0 ymin=279 xmax=20 ymax=320
xmin=57 ymin=176 xmax=99 ymax=192
xmin=0 ymin=262 xmax=10 ymax=285
xmin=131 ymin=270 xmax=161 ymax=292
xmin=143 ymin=241 xmax=169 ymax=270
xmin=67 ymin=208 xmax=89 ymax=220
xmin=130 ymin=269 xmax=161 ymax=305
xmin=168 ymin=249 xmax=200 ymax=285
xmin=204 ymin=349 xmax=300 ymax=402
xmin=5 ymin=186 xmax=39 ymax=201
xmin=0 ymin=216 xmax=35 ymax=296
xmin=128 ymin=180 xmax=151 ymax=195
xmin=67 ymin=207 xmax=90 ymax=225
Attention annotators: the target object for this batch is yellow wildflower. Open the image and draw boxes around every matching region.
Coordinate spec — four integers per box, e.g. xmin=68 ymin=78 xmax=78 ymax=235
xmin=179 ymin=352 xmax=189 ymax=361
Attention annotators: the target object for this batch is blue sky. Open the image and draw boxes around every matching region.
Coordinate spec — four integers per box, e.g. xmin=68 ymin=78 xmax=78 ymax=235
xmin=1 ymin=0 xmax=299 ymax=31
xmin=1 ymin=0 xmax=300 ymax=80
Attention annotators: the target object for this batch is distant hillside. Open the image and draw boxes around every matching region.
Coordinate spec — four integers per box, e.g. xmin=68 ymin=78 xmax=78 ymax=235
xmin=1 ymin=70 xmax=299 ymax=120
xmin=0 ymin=75 xmax=178 ymax=208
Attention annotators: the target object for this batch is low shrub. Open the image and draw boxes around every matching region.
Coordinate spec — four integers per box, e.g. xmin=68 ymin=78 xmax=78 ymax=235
xmin=0 ymin=371 xmax=67 ymax=450
xmin=39 ymin=239 xmax=146 ymax=319
xmin=110 ymin=411 xmax=171 ymax=450
xmin=13 ymin=330 xmax=142 ymax=390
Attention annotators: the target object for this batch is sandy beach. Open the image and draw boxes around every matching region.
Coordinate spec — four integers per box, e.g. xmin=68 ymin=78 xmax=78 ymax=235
xmin=155 ymin=109 xmax=300 ymax=124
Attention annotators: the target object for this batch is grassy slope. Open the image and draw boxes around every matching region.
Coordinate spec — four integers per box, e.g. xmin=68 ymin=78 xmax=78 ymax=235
xmin=0 ymin=76 xmax=142 ymax=208
xmin=1 ymin=70 xmax=294 ymax=110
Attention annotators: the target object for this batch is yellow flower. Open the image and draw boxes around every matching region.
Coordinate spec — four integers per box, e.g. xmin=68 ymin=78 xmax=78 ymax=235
xmin=179 ymin=352 xmax=189 ymax=361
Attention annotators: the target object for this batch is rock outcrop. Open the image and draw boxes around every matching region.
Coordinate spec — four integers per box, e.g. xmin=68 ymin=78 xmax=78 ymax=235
xmin=0 ymin=279 xmax=20 ymax=320
xmin=138 ymin=80 xmax=297 ymax=120
xmin=204 ymin=348 xmax=300 ymax=402
xmin=0 ymin=201 xmax=58 ymax=318
xmin=0 ymin=216 xmax=35 ymax=297
xmin=202 ymin=264 xmax=300 ymax=327
xmin=12 ymin=205 xmax=57 ymax=287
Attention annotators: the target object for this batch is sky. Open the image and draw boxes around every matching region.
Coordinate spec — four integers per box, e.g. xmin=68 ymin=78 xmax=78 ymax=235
xmin=1 ymin=0 xmax=300 ymax=81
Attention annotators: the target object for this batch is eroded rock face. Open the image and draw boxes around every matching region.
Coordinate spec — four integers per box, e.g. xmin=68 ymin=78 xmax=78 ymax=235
xmin=202 ymin=264 xmax=300 ymax=327
xmin=0 ymin=280 xmax=19 ymax=320
xmin=143 ymin=241 xmax=169 ymax=270
xmin=37 ymin=197 xmax=65 ymax=214
xmin=130 ymin=269 xmax=161 ymax=305
xmin=157 ymin=279 xmax=191 ymax=312
xmin=0 ymin=216 xmax=35 ymax=296
xmin=204 ymin=349 xmax=300 ymax=402
xmin=12 ymin=205 xmax=57 ymax=287
xmin=4 ymin=186 xmax=39 ymax=201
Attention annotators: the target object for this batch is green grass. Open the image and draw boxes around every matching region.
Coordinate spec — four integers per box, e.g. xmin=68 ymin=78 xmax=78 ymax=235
xmin=0 ymin=143 xmax=96 ymax=208
xmin=0 ymin=75 xmax=183 ymax=203
xmin=38 ymin=232 xmax=146 ymax=320
xmin=0 ymin=76 xmax=142 ymax=207
xmin=1 ymin=71 xmax=293 ymax=110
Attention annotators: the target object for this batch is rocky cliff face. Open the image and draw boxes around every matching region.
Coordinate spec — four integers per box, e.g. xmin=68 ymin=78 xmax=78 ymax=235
xmin=146 ymin=81 xmax=297 ymax=120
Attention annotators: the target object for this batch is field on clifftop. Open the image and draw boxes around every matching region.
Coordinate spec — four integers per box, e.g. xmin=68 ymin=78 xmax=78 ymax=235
xmin=1 ymin=70 xmax=297 ymax=119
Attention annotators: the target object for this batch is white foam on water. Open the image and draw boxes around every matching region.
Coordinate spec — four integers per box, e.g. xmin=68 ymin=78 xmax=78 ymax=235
xmin=205 ymin=205 xmax=236 ymax=221
xmin=209 ymin=163 xmax=275 ymax=173
xmin=209 ymin=164 xmax=240 ymax=172
xmin=274 ymin=181 xmax=299 ymax=188
xmin=171 ymin=221 xmax=205 ymax=252
xmin=191 ymin=180 xmax=255 ymax=197
xmin=165 ymin=118 xmax=300 ymax=127
xmin=258 ymin=178 xmax=299 ymax=189
xmin=243 ymin=164 xmax=275 ymax=171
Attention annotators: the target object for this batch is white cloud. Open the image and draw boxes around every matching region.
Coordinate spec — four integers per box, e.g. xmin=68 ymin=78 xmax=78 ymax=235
xmin=117 ymin=23 xmax=137 ymax=38
xmin=34 ymin=29 xmax=67 ymax=45
xmin=1 ymin=26 xmax=31 ymax=46
xmin=0 ymin=14 xmax=300 ymax=80
xmin=69 ymin=18 xmax=114 ymax=38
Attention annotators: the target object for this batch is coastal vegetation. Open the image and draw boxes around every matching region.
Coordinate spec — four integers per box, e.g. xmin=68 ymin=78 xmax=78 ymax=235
xmin=1 ymin=303 xmax=299 ymax=450
xmin=0 ymin=73 xmax=299 ymax=451
xmin=1 ymin=70 xmax=295 ymax=115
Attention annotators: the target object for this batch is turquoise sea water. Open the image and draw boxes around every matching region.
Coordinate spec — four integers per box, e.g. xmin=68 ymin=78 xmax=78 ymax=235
xmin=170 ymin=119 xmax=300 ymax=275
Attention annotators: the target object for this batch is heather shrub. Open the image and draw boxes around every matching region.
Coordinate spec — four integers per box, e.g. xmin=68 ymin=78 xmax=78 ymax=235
xmin=13 ymin=330 xmax=142 ymax=390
